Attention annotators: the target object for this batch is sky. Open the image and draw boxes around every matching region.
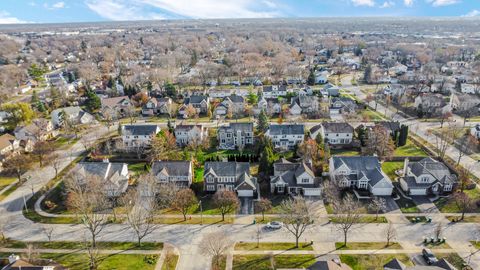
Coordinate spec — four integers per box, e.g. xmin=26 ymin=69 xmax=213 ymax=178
xmin=0 ymin=0 xmax=479 ymax=24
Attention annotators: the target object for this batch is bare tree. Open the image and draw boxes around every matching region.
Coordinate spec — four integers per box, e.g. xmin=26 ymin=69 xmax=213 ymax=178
xmin=453 ymin=191 xmax=474 ymax=221
xmin=384 ymin=222 xmax=396 ymax=247
xmin=279 ymin=196 xmax=314 ymax=248
xmin=333 ymin=194 xmax=361 ymax=246
xmin=32 ymin=141 xmax=55 ymax=167
xmin=65 ymin=172 xmax=108 ymax=247
xmin=369 ymin=197 xmax=387 ymax=220
xmin=25 ymin=243 xmax=39 ymax=263
xmin=85 ymin=240 xmax=101 ymax=270
xmin=42 ymin=225 xmax=54 ymax=242
xmin=213 ymin=190 xmax=240 ymax=221
xmin=434 ymin=222 xmax=444 ymax=241
xmin=199 ymin=232 xmax=233 ymax=270
xmin=363 ymin=125 xmax=395 ymax=160
xmin=429 ymin=122 xmax=462 ymax=161
xmin=171 ymin=188 xmax=198 ymax=221
xmin=255 ymin=198 xmax=272 ymax=221
xmin=2 ymin=153 xmax=33 ymax=182
xmin=456 ymin=134 xmax=478 ymax=166
xmin=50 ymin=153 xmax=63 ymax=179
xmin=121 ymin=189 xmax=158 ymax=246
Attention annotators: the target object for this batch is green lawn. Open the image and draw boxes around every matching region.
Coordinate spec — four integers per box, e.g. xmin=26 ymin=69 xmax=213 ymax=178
xmin=39 ymin=253 xmax=158 ymax=270
xmin=394 ymin=140 xmax=428 ymax=157
xmin=153 ymin=216 xmax=234 ymax=224
xmin=361 ymin=109 xmax=386 ymax=121
xmin=381 ymin=162 xmax=403 ymax=181
xmin=128 ymin=162 xmax=148 ymax=175
xmin=434 ymin=189 xmax=480 ymax=213
xmin=335 ymin=242 xmax=402 ymax=250
xmin=0 ymin=180 xmax=23 ymax=202
xmin=394 ymin=196 xmax=421 ymax=213
xmin=234 ymin=242 xmax=313 ymax=251
xmin=435 ymin=253 xmax=468 ymax=269
xmin=339 ymin=254 xmax=413 ymax=270
xmin=331 ymin=149 xmax=361 ymax=156
xmin=330 ymin=216 xmax=388 ymax=223
xmin=233 ymin=255 xmax=316 ymax=270
xmin=194 ymin=168 xmax=204 ymax=183
xmin=3 ymin=240 xmax=163 ymax=250
xmin=0 ymin=176 xmax=16 ymax=191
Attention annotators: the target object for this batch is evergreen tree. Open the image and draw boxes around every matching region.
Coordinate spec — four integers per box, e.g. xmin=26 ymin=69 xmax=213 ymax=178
xmin=363 ymin=64 xmax=372 ymax=83
xmin=258 ymin=110 xmax=269 ymax=133
xmin=307 ymin=68 xmax=316 ymax=86
xmin=36 ymin=101 xmax=46 ymax=113
xmin=259 ymin=138 xmax=275 ymax=177
xmin=85 ymin=90 xmax=101 ymax=111
xmin=164 ymin=82 xmax=177 ymax=98
xmin=398 ymin=125 xmax=409 ymax=147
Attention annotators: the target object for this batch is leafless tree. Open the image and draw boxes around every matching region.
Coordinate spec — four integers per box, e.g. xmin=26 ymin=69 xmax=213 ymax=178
xmin=369 ymin=197 xmax=387 ymax=220
xmin=2 ymin=153 xmax=34 ymax=182
xmin=279 ymin=196 xmax=315 ymax=248
xmin=25 ymin=243 xmax=39 ymax=263
xmin=84 ymin=240 xmax=101 ymax=270
xmin=199 ymin=232 xmax=233 ymax=270
xmin=32 ymin=141 xmax=55 ymax=167
xmin=121 ymin=189 xmax=158 ymax=246
xmin=255 ymin=198 xmax=272 ymax=221
xmin=363 ymin=125 xmax=395 ymax=161
xmin=171 ymin=188 xmax=198 ymax=221
xmin=213 ymin=190 xmax=240 ymax=221
xmin=384 ymin=222 xmax=396 ymax=247
xmin=453 ymin=191 xmax=474 ymax=221
xmin=65 ymin=172 xmax=108 ymax=247
xmin=429 ymin=122 xmax=462 ymax=161
xmin=456 ymin=134 xmax=478 ymax=166
xmin=50 ymin=153 xmax=63 ymax=179
xmin=434 ymin=222 xmax=444 ymax=241
xmin=42 ymin=225 xmax=54 ymax=242
xmin=333 ymin=194 xmax=361 ymax=246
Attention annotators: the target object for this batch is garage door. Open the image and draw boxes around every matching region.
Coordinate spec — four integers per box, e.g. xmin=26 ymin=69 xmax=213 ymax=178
xmin=371 ymin=187 xmax=393 ymax=196
xmin=237 ymin=190 xmax=253 ymax=197
xmin=304 ymin=189 xmax=321 ymax=196
xmin=410 ymin=189 xmax=427 ymax=196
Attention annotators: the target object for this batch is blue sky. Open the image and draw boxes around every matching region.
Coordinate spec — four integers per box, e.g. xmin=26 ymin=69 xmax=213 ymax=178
xmin=0 ymin=0 xmax=479 ymax=24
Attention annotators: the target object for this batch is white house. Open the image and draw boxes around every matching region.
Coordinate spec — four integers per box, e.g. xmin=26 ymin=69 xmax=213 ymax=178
xmin=265 ymin=124 xmax=305 ymax=150
xmin=319 ymin=122 xmax=354 ymax=146
xmin=51 ymin=106 xmax=94 ymax=128
xmin=174 ymin=124 xmax=208 ymax=147
xmin=217 ymin=122 xmax=254 ymax=150
xmin=399 ymin=158 xmax=457 ymax=196
xmin=329 ymin=156 xmax=393 ymax=196
xmin=262 ymin=85 xmax=287 ymax=98
xmin=121 ymin=124 xmax=160 ymax=149
xmin=461 ymin=84 xmax=476 ymax=94
xmin=204 ymin=162 xmax=259 ymax=198
xmin=73 ymin=161 xmax=130 ymax=197
xmin=270 ymin=159 xmax=321 ymax=196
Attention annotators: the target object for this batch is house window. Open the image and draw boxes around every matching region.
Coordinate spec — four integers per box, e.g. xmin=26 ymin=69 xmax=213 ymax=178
xmin=277 ymin=185 xmax=284 ymax=193
xmin=206 ymin=185 xmax=215 ymax=191
xmin=217 ymin=184 xmax=224 ymax=190
xmin=421 ymin=177 xmax=429 ymax=183
xmin=302 ymin=178 xmax=310 ymax=183
xmin=444 ymin=184 xmax=452 ymax=191
xmin=206 ymin=177 xmax=214 ymax=183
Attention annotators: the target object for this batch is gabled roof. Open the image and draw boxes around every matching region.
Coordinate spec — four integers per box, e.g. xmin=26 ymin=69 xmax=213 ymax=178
xmin=175 ymin=124 xmax=204 ymax=131
xmin=226 ymin=94 xmax=244 ymax=103
xmin=409 ymin=158 xmax=457 ymax=185
xmin=204 ymin=162 xmax=250 ymax=178
xmin=219 ymin=122 xmax=253 ymax=133
xmin=321 ymin=122 xmax=354 ymax=134
xmin=101 ymin=96 xmax=131 ymax=108
xmin=0 ymin=133 xmax=15 ymax=150
xmin=185 ymin=95 xmax=208 ymax=104
xmin=332 ymin=156 xmax=382 ymax=172
xmin=122 ymin=125 xmax=159 ymax=136
xmin=384 ymin=258 xmax=406 ymax=270
xmin=377 ymin=121 xmax=401 ymax=133
xmin=268 ymin=124 xmax=305 ymax=135
xmin=307 ymin=259 xmax=352 ymax=270
xmin=151 ymin=161 xmax=191 ymax=177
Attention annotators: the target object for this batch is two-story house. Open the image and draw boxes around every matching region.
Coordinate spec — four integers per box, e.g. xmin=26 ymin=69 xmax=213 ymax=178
xmin=290 ymin=96 xmax=319 ymax=115
xmin=265 ymin=124 xmax=305 ymax=150
xmin=14 ymin=118 xmax=55 ymax=151
xmin=0 ymin=134 xmax=18 ymax=172
xmin=270 ymin=158 xmax=321 ymax=196
xmin=174 ymin=124 xmax=208 ymax=147
xmin=399 ymin=158 xmax=457 ymax=196
xmin=142 ymin=97 xmax=173 ymax=116
xmin=217 ymin=123 xmax=254 ymax=150
xmin=414 ymin=93 xmax=448 ymax=116
xmin=257 ymin=97 xmax=282 ymax=115
xmin=450 ymin=92 xmax=480 ymax=113
xmin=330 ymin=97 xmax=357 ymax=115
xmin=101 ymin=96 xmax=132 ymax=117
xmin=121 ymin=124 xmax=160 ymax=149
xmin=178 ymin=95 xmax=209 ymax=117
xmin=329 ymin=156 xmax=393 ymax=196
xmin=213 ymin=95 xmax=245 ymax=118
xmin=51 ymin=106 xmax=94 ymax=128
xmin=73 ymin=161 xmax=129 ymax=197
xmin=203 ymin=162 xmax=259 ymax=198
xmin=151 ymin=161 xmax=193 ymax=187
xmin=262 ymin=85 xmax=287 ymax=99
xmin=471 ymin=124 xmax=480 ymax=139
xmin=318 ymin=122 xmax=354 ymax=146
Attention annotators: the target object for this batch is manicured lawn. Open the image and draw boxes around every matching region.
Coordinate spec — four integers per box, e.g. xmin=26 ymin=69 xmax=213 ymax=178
xmin=233 ymin=255 xmax=316 ymax=270
xmin=194 ymin=168 xmax=204 ymax=183
xmin=3 ymin=240 xmax=163 ymax=250
xmin=40 ymin=253 xmax=158 ymax=270
xmin=158 ymin=195 xmax=224 ymax=215
xmin=23 ymin=207 xmax=82 ymax=224
xmin=339 ymin=254 xmax=413 ymax=270
xmin=331 ymin=149 xmax=361 ymax=156
xmin=234 ymin=242 xmax=313 ymax=251
xmin=361 ymin=109 xmax=386 ymax=121
xmin=335 ymin=242 xmax=402 ymax=250
xmin=381 ymin=162 xmax=403 ymax=181
xmin=162 ymin=253 xmax=178 ymax=270
xmin=261 ymin=195 xmax=290 ymax=214
xmin=394 ymin=140 xmax=428 ymax=157
xmin=435 ymin=253 xmax=468 ymax=269
xmin=128 ymin=162 xmax=148 ymax=175
xmin=434 ymin=189 xmax=480 ymax=213
xmin=394 ymin=196 xmax=421 ymax=213
xmin=0 ymin=180 xmax=22 ymax=202
xmin=153 ymin=216 xmax=234 ymax=224
xmin=330 ymin=216 xmax=388 ymax=223
xmin=0 ymin=176 xmax=16 ymax=191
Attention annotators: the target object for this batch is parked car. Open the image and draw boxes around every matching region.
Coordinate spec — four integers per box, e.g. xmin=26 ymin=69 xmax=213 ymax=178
xmin=266 ymin=221 xmax=283 ymax=230
xmin=422 ymin=248 xmax=438 ymax=265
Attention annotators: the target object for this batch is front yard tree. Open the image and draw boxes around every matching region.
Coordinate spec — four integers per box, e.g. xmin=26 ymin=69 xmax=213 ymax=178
xmin=384 ymin=221 xmax=396 ymax=247
xmin=279 ymin=196 xmax=314 ymax=248
xmin=171 ymin=188 xmax=198 ymax=221
xmin=333 ymin=194 xmax=361 ymax=246
xmin=2 ymin=153 xmax=33 ymax=181
xmin=1 ymin=102 xmax=35 ymax=130
xmin=364 ymin=125 xmax=395 ymax=161
xmin=259 ymin=138 xmax=275 ymax=178
xmin=213 ymin=190 xmax=240 ymax=221
xmin=65 ymin=173 xmax=108 ymax=248
xmin=369 ymin=197 xmax=387 ymax=220
xmin=121 ymin=189 xmax=158 ymax=246
xmin=32 ymin=141 xmax=55 ymax=167
xmin=199 ymin=232 xmax=233 ymax=270
xmin=453 ymin=191 xmax=474 ymax=221
xmin=456 ymin=134 xmax=478 ymax=166
xmin=255 ymin=198 xmax=272 ymax=221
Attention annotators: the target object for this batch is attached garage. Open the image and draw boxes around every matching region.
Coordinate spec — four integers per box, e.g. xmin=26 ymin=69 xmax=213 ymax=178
xmin=409 ymin=189 xmax=427 ymax=196
xmin=304 ymin=188 xmax=321 ymax=197
xmin=369 ymin=179 xmax=393 ymax=196
xmin=237 ymin=190 xmax=253 ymax=197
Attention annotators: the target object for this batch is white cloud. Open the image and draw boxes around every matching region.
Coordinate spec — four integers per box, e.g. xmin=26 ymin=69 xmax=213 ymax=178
xmin=404 ymin=0 xmax=414 ymax=6
xmin=463 ymin=9 xmax=480 ymax=17
xmin=351 ymin=0 xmax=375 ymax=6
xmin=380 ymin=1 xmax=395 ymax=8
xmin=426 ymin=0 xmax=460 ymax=7
xmin=85 ymin=0 xmax=281 ymax=20
xmin=0 ymin=11 xmax=27 ymax=24
xmin=52 ymin=2 xmax=66 ymax=9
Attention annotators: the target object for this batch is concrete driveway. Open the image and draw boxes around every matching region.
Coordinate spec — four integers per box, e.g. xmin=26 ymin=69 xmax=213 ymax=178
xmin=239 ymin=197 xmax=253 ymax=215
xmin=413 ymin=196 xmax=440 ymax=214
xmin=383 ymin=196 xmax=402 ymax=214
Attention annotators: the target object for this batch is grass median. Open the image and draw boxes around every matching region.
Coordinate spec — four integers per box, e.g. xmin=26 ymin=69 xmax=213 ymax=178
xmin=234 ymin=242 xmax=313 ymax=251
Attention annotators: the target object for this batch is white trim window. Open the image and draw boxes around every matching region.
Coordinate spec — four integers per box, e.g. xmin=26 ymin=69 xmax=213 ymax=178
xmin=206 ymin=185 xmax=215 ymax=191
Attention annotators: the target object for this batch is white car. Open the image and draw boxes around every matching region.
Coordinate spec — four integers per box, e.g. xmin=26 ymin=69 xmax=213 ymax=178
xmin=266 ymin=221 xmax=283 ymax=230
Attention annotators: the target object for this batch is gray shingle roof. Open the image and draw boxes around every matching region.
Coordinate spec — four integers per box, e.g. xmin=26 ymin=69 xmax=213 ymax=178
xmin=122 ymin=125 xmax=159 ymax=136
xmin=332 ymin=156 xmax=391 ymax=187
xmin=321 ymin=122 xmax=354 ymax=133
xmin=186 ymin=95 xmax=208 ymax=104
xmin=383 ymin=258 xmax=406 ymax=270
xmin=409 ymin=158 xmax=457 ymax=185
xmin=268 ymin=124 xmax=305 ymax=135
xmin=263 ymin=85 xmax=287 ymax=92
xmin=151 ymin=161 xmax=191 ymax=177
xmin=204 ymin=162 xmax=250 ymax=178
xmin=219 ymin=122 xmax=253 ymax=133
